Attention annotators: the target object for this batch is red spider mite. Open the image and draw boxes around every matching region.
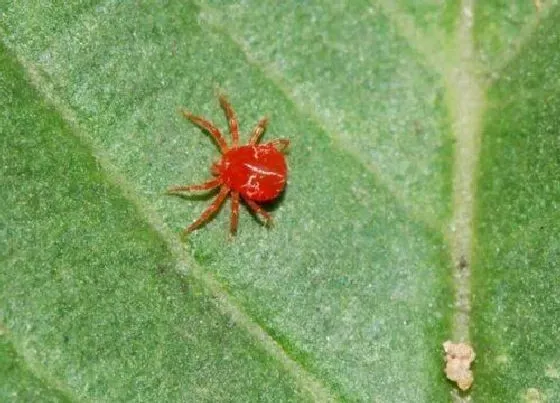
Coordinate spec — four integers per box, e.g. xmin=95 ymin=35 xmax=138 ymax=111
xmin=167 ymin=95 xmax=289 ymax=236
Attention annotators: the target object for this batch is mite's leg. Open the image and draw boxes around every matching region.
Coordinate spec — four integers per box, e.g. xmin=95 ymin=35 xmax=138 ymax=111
xmin=242 ymin=197 xmax=273 ymax=227
xmin=181 ymin=109 xmax=228 ymax=153
xmin=167 ymin=178 xmax=221 ymax=194
xmin=248 ymin=117 xmax=268 ymax=145
xmin=184 ymin=185 xmax=230 ymax=234
xmin=219 ymin=95 xmax=239 ymax=147
xmin=230 ymin=191 xmax=240 ymax=236
xmin=264 ymin=138 xmax=290 ymax=152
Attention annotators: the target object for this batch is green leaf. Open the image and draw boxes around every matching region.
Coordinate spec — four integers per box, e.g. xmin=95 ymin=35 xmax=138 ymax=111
xmin=1 ymin=1 xmax=559 ymax=401
xmin=472 ymin=5 xmax=560 ymax=401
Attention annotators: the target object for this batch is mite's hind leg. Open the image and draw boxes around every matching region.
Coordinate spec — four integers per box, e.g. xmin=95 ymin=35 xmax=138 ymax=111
xmin=242 ymin=197 xmax=273 ymax=227
xmin=184 ymin=185 xmax=230 ymax=234
xmin=230 ymin=191 xmax=240 ymax=236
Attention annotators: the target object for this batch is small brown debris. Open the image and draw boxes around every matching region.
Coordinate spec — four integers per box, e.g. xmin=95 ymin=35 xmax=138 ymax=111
xmin=443 ymin=340 xmax=475 ymax=390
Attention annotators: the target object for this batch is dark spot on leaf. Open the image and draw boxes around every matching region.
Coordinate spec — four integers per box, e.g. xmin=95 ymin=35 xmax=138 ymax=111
xmin=458 ymin=255 xmax=468 ymax=270
xmin=156 ymin=264 xmax=167 ymax=276
xmin=180 ymin=280 xmax=190 ymax=295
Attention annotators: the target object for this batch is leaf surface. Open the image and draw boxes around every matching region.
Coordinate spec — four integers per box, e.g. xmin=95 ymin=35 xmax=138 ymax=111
xmin=1 ymin=1 xmax=559 ymax=401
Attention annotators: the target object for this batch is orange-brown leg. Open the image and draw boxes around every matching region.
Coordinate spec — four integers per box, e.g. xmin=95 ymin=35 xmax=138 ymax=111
xmin=184 ymin=185 xmax=230 ymax=234
xmin=167 ymin=178 xmax=221 ymax=194
xmin=181 ymin=109 xmax=228 ymax=153
xmin=264 ymin=138 xmax=290 ymax=152
xmin=219 ymin=95 xmax=239 ymax=147
xmin=230 ymin=191 xmax=240 ymax=236
xmin=249 ymin=117 xmax=268 ymax=145
xmin=242 ymin=196 xmax=273 ymax=226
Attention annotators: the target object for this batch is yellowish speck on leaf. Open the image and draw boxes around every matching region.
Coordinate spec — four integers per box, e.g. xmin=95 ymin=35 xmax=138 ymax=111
xmin=523 ymin=387 xmax=546 ymax=403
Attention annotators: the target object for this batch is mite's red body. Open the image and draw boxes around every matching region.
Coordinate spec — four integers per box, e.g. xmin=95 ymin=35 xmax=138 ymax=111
xmin=167 ymin=95 xmax=289 ymax=235
xmin=219 ymin=144 xmax=287 ymax=202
